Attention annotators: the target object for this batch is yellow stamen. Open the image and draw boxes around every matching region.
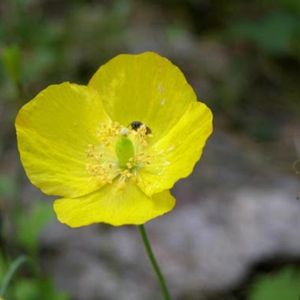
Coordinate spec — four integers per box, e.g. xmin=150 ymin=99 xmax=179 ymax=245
xmin=87 ymin=121 xmax=154 ymax=185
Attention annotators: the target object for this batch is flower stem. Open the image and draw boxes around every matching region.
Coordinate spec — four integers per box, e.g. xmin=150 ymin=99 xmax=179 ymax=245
xmin=138 ymin=225 xmax=172 ymax=300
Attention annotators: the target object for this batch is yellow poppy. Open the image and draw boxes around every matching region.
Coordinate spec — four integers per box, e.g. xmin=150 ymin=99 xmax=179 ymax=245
xmin=15 ymin=52 xmax=213 ymax=227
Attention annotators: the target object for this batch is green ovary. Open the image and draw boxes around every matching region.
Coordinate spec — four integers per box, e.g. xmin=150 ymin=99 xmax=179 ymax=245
xmin=115 ymin=136 xmax=135 ymax=169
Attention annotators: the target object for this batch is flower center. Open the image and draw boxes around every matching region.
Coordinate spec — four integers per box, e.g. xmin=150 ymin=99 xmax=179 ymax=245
xmin=86 ymin=120 xmax=153 ymax=187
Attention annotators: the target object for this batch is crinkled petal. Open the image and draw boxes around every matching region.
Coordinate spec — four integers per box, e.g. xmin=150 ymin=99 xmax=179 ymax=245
xmin=88 ymin=52 xmax=197 ymax=142
xmin=53 ymin=181 xmax=175 ymax=227
xmin=16 ymin=82 xmax=111 ymax=198
xmin=137 ymin=101 xmax=213 ymax=196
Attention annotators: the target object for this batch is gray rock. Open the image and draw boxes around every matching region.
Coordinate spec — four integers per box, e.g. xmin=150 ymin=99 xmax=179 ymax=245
xmin=40 ymin=129 xmax=300 ymax=299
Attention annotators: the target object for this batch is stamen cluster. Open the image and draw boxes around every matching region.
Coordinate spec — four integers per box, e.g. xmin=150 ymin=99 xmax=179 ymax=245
xmin=86 ymin=121 xmax=152 ymax=189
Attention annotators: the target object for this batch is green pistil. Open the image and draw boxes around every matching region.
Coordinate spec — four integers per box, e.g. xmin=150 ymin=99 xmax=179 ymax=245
xmin=115 ymin=136 xmax=135 ymax=169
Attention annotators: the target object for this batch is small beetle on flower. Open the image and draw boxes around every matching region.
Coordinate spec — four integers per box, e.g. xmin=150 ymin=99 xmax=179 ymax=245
xmin=15 ymin=52 xmax=213 ymax=227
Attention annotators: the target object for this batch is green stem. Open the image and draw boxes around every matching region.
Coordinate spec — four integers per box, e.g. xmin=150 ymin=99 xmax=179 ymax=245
xmin=138 ymin=225 xmax=171 ymax=300
xmin=0 ymin=255 xmax=28 ymax=297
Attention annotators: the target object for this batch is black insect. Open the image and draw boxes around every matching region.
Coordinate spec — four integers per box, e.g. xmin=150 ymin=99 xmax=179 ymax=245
xmin=130 ymin=121 xmax=152 ymax=134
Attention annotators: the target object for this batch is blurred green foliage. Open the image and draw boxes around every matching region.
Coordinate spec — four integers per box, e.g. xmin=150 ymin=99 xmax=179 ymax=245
xmin=0 ymin=252 xmax=69 ymax=300
xmin=249 ymin=267 xmax=300 ymax=300
xmin=2 ymin=46 xmax=22 ymax=86
xmin=0 ymin=201 xmax=69 ymax=299
xmin=13 ymin=278 xmax=69 ymax=300
xmin=148 ymin=0 xmax=300 ymax=140
xmin=0 ymin=0 xmax=299 ymax=143
xmin=16 ymin=202 xmax=55 ymax=256
xmin=228 ymin=12 xmax=300 ymax=55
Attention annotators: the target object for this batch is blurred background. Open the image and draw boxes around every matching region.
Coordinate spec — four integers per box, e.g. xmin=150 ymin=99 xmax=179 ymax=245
xmin=0 ymin=0 xmax=300 ymax=299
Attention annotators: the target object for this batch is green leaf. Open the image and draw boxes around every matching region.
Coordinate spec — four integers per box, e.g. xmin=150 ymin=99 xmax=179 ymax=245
xmin=2 ymin=45 xmax=22 ymax=85
xmin=0 ymin=253 xmax=8 ymax=281
xmin=14 ymin=278 xmax=69 ymax=300
xmin=13 ymin=279 xmax=39 ymax=300
xmin=228 ymin=12 xmax=300 ymax=55
xmin=16 ymin=202 xmax=55 ymax=254
xmin=249 ymin=267 xmax=300 ymax=300
xmin=0 ymin=255 xmax=28 ymax=297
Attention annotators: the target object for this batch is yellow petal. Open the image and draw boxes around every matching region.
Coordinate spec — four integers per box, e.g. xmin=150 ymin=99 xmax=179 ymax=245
xmin=88 ymin=52 xmax=197 ymax=142
xmin=53 ymin=181 xmax=175 ymax=227
xmin=16 ymin=82 xmax=111 ymax=198
xmin=137 ymin=101 xmax=213 ymax=196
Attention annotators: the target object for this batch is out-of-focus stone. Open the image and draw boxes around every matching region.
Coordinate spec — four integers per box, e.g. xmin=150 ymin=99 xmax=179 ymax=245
xmin=40 ymin=129 xmax=300 ymax=300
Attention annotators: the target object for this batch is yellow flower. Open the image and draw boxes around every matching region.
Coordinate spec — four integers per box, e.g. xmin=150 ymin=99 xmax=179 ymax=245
xmin=15 ymin=52 xmax=213 ymax=227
